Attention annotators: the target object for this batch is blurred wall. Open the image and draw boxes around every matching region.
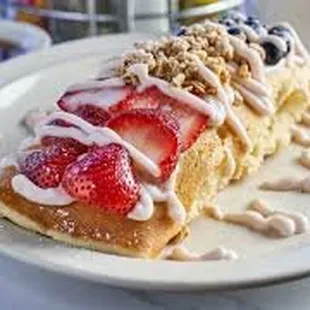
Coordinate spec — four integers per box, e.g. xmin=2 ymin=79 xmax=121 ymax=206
xmin=252 ymin=0 xmax=310 ymax=47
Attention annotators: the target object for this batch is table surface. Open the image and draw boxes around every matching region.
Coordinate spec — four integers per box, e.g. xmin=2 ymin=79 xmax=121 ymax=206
xmin=0 ymin=252 xmax=309 ymax=310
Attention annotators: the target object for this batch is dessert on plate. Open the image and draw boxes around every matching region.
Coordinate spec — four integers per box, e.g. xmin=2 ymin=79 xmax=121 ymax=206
xmin=0 ymin=12 xmax=309 ymax=259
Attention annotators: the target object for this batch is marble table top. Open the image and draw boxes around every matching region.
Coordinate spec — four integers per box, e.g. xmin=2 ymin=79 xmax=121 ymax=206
xmin=0 ymin=253 xmax=309 ymax=310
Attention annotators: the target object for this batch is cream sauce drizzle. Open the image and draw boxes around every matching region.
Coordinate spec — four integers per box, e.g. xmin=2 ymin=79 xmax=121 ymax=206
xmin=229 ymin=35 xmax=265 ymax=83
xmin=61 ymin=86 xmax=131 ymax=111
xmin=66 ymin=77 xmax=126 ymax=92
xmin=249 ymin=199 xmax=309 ymax=234
xmin=11 ymin=111 xmax=186 ymax=223
xmin=224 ymin=199 xmax=308 ymax=237
xmin=261 ymin=35 xmax=288 ymax=52
xmin=192 ymin=55 xmax=251 ymax=149
xmin=128 ymin=63 xmax=223 ymax=125
xmin=22 ymin=109 xmax=48 ymax=133
xmin=206 ymin=200 xmax=308 ymax=237
xmin=302 ymin=112 xmax=310 ymax=126
xmin=260 ymin=176 xmax=310 ymax=193
xmin=292 ymin=126 xmax=310 ymax=147
xmin=279 ymin=22 xmax=310 ymax=62
xmin=299 ymin=149 xmax=310 ymax=169
xmin=12 ymin=174 xmax=74 ymax=206
xmin=223 ymin=147 xmax=236 ymax=181
xmin=36 ymin=111 xmax=161 ymax=178
xmin=167 ymin=245 xmax=238 ymax=261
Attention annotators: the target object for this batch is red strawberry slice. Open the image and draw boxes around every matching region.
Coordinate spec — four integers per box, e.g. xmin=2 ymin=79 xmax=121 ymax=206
xmin=73 ymin=104 xmax=110 ymax=127
xmin=110 ymin=86 xmax=208 ymax=151
xmin=57 ymin=86 xmax=132 ymax=126
xmin=107 ymin=109 xmax=180 ymax=181
xmin=62 ymin=143 xmax=140 ymax=215
xmin=19 ymin=144 xmax=81 ymax=189
xmin=42 ymin=119 xmax=88 ymax=155
xmin=41 ymin=137 xmax=88 ymax=156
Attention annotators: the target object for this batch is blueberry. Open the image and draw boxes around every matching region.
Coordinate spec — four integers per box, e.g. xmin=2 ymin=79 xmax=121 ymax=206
xmin=245 ymin=16 xmax=261 ymax=30
xmin=268 ymin=25 xmax=290 ymax=35
xmin=268 ymin=26 xmax=291 ymax=55
xmin=175 ymin=27 xmax=186 ymax=36
xmin=219 ymin=18 xmax=235 ymax=27
xmin=261 ymin=41 xmax=285 ymax=65
xmin=228 ymin=27 xmax=241 ymax=35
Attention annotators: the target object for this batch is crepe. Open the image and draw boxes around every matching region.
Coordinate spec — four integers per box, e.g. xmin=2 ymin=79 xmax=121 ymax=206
xmin=0 ymin=17 xmax=309 ymax=259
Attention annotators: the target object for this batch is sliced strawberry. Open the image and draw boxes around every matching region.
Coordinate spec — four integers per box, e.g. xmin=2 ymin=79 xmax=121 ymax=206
xmin=41 ymin=137 xmax=88 ymax=156
xmin=107 ymin=109 xmax=180 ymax=181
xmin=57 ymin=86 xmax=132 ymax=126
xmin=62 ymin=143 xmax=140 ymax=215
xmin=49 ymin=119 xmax=73 ymax=127
xmin=19 ymin=144 xmax=81 ymax=189
xmin=110 ymin=86 xmax=208 ymax=151
xmin=42 ymin=119 xmax=88 ymax=155
xmin=73 ymin=104 xmax=110 ymax=127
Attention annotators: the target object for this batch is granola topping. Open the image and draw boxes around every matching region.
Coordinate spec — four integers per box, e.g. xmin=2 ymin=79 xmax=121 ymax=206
xmin=117 ymin=23 xmax=234 ymax=97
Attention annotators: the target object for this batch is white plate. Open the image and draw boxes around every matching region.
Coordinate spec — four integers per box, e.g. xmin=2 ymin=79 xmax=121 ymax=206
xmin=0 ymin=20 xmax=51 ymax=52
xmin=0 ymin=33 xmax=310 ymax=291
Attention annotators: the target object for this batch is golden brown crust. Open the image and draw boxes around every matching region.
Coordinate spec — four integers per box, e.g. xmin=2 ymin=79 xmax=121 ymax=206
xmin=0 ymin=168 xmax=180 ymax=258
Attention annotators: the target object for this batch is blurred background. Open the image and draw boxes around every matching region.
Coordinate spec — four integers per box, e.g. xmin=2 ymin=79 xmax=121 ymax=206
xmin=0 ymin=0 xmax=309 ymax=61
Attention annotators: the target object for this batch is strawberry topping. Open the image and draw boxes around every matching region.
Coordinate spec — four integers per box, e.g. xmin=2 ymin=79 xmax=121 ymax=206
xmin=110 ymin=86 xmax=208 ymax=151
xmin=73 ymin=104 xmax=110 ymax=127
xmin=42 ymin=119 xmax=88 ymax=155
xmin=19 ymin=144 xmax=82 ymax=189
xmin=107 ymin=109 xmax=180 ymax=181
xmin=57 ymin=86 xmax=133 ymax=126
xmin=62 ymin=143 xmax=140 ymax=215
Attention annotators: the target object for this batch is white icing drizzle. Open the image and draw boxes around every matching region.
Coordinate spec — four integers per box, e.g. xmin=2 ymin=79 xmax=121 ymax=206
xmin=238 ymin=24 xmax=260 ymax=42
xmin=260 ymin=176 xmax=310 ymax=193
xmin=302 ymin=112 xmax=310 ymax=126
xmin=21 ymin=109 xmax=48 ymax=133
xmin=127 ymin=63 xmax=223 ymax=125
xmin=128 ymin=165 xmax=186 ymax=223
xmin=36 ymin=112 xmax=161 ymax=178
xmin=292 ymin=126 xmax=310 ymax=147
xmin=12 ymin=174 xmax=74 ymax=206
xmin=206 ymin=200 xmax=308 ymax=237
xmin=229 ymin=35 xmax=265 ymax=83
xmin=66 ymin=77 xmax=126 ymax=92
xmin=261 ymin=35 xmax=288 ymax=53
xmin=226 ymin=62 xmax=274 ymax=116
xmin=233 ymin=83 xmax=273 ymax=115
xmin=61 ymin=86 xmax=131 ymax=111
xmin=279 ymin=22 xmax=310 ymax=62
xmin=223 ymin=147 xmax=236 ymax=182
xmin=11 ymin=111 xmax=186 ymax=223
xmin=167 ymin=245 xmax=238 ymax=261
xmin=193 ymin=55 xmax=251 ymax=149
xmin=127 ymin=185 xmax=154 ymax=221
xmin=205 ymin=205 xmax=224 ymax=221
xmin=299 ymin=149 xmax=310 ymax=169
xmin=249 ymin=199 xmax=308 ymax=234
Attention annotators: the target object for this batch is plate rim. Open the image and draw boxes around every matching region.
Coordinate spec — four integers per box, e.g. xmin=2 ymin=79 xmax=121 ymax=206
xmin=0 ymin=33 xmax=310 ymax=291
